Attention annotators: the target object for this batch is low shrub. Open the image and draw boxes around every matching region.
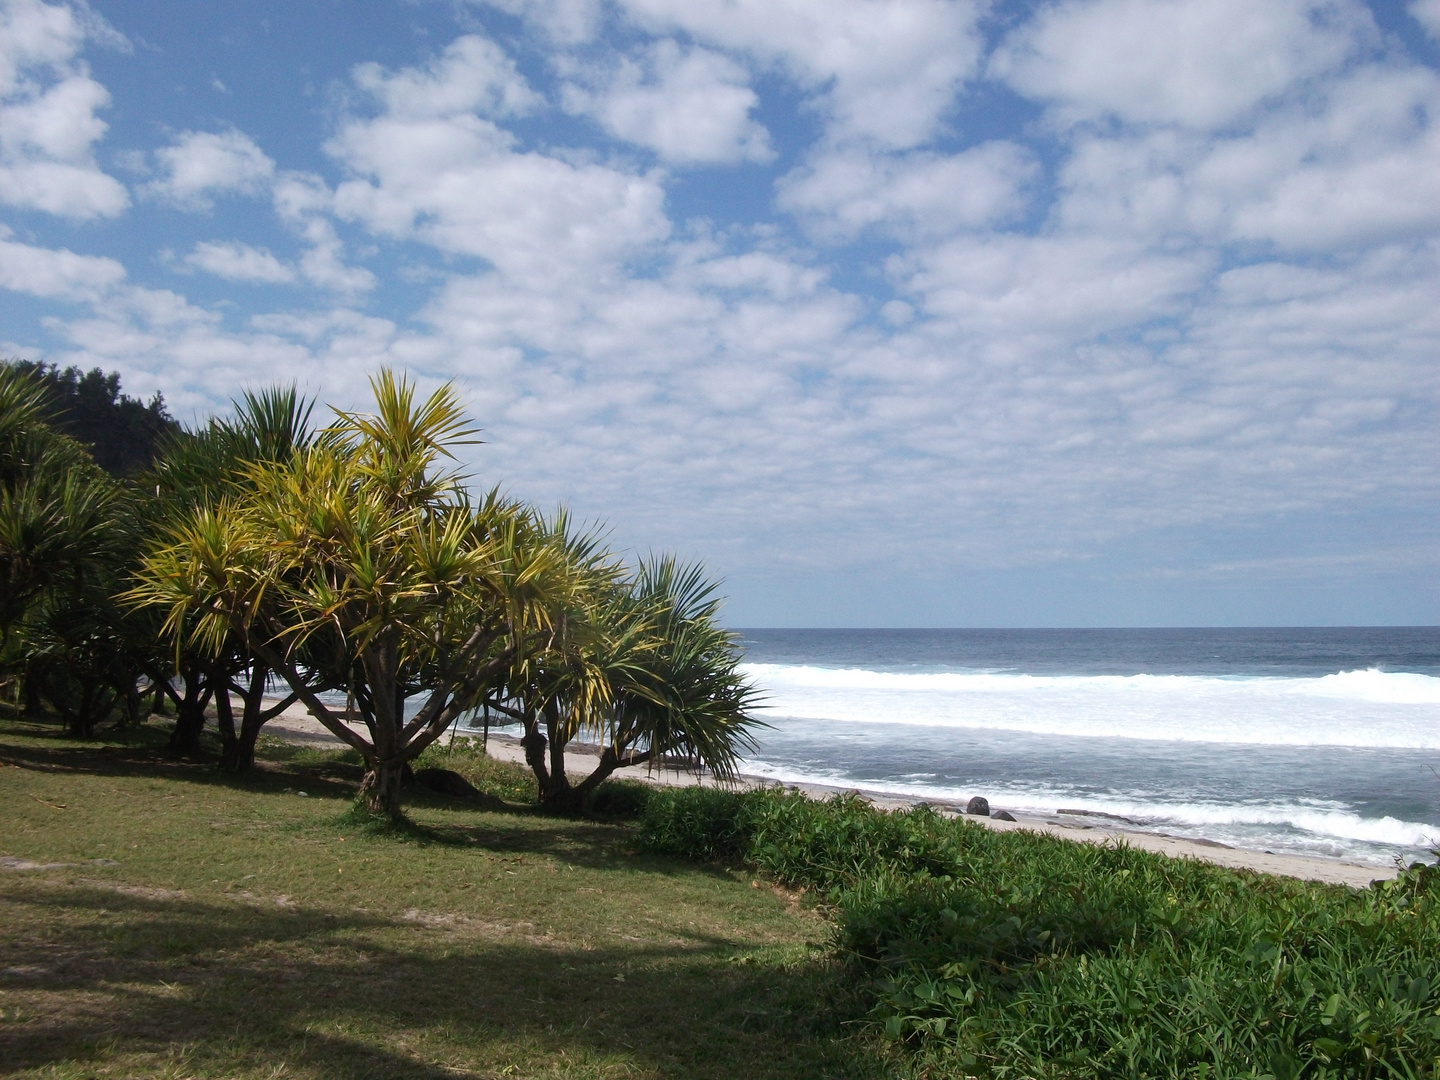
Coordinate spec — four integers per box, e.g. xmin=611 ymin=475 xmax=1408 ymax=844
xmin=640 ymin=785 xmax=754 ymax=859
xmin=584 ymin=778 xmax=653 ymax=818
xmin=639 ymin=786 xmax=1440 ymax=1078
xmin=413 ymin=739 xmax=537 ymax=804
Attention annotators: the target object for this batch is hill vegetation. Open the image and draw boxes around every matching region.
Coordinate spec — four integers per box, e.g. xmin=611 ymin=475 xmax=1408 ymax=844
xmin=5 ymin=360 xmax=179 ymax=477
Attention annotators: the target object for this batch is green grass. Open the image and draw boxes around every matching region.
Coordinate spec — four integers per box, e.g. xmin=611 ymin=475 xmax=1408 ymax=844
xmin=641 ymin=787 xmax=1440 ymax=1079
xmin=0 ymin=714 xmax=889 ymax=1080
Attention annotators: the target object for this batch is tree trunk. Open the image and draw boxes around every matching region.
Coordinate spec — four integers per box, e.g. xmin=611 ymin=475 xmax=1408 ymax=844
xmin=541 ymin=700 xmax=576 ymax=807
xmin=65 ymin=682 xmax=112 ymax=739
xmin=232 ymin=708 xmax=263 ymax=772
xmin=169 ymin=666 xmax=212 ymax=753
xmin=521 ymin=725 xmax=549 ymax=787
xmin=222 ymin=668 xmax=284 ymax=773
xmin=520 ymin=708 xmax=580 ymax=808
xmin=359 ymin=758 xmax=406 ymax=817
xmin=22 ymin=671 xmax=42 ymax=716
xmin=120 ymin=681 xmax=142 ymax=728
xmin=216 ymin=684 xmax=238 ymax=767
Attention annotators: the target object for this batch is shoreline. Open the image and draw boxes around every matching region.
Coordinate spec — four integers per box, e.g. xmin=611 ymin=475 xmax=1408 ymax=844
xmin=264 ymin=708 xmax=1400 ymax=889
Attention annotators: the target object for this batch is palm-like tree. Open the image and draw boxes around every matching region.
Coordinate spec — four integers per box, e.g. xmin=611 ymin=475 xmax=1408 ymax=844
xmin=130 ymin=369 xmax=761 ymax=814
xmin=129 ymin=372 xmax=581 ymax=814
xmin=139 ymin=387 xmax=315 ymax=762
xmin=502 ymin=547 xmax=762 ymax=809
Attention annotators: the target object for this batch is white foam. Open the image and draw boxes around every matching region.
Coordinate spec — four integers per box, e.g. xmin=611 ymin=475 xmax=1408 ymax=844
xmin=741 ymin=664 xmax=1440 ymax=749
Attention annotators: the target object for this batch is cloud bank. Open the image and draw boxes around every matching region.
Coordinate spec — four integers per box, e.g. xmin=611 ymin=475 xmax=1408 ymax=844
xmin=1 ymin=0 xmax=1437 ymax=622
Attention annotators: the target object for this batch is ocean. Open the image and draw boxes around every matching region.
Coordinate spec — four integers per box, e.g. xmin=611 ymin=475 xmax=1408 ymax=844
xmin=731 ymin=628 xmax=1440 ymax=868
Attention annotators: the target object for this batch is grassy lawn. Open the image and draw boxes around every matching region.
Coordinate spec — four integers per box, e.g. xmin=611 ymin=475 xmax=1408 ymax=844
xmin=0 ymin=715 xmax=890 ymax=1079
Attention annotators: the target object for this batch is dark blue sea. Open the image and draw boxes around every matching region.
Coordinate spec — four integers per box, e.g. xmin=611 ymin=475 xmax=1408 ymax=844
xmin=731 ymin=628 xmax=1440 ymax=866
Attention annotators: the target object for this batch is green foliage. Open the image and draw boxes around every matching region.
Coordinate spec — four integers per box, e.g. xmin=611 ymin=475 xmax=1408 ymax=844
xmin=7 ymin=359 xmax=178 ymax=477
xmin=584 ymin=778 xmax=654 ymax=818
xmin=414 ymin=738 xmax=539 ymax=804
xmin=640 ymin=785 xmax=757 ymax=860
xmin=129 ymin=369 xmax=759 ymax=815
xmin=499 ymin=548 xmax=763 ymax=809
xmin=1 ymin=362 xmax=150 ymax=732
xmin=640 ymin=787 xmax=1440 ymax=1078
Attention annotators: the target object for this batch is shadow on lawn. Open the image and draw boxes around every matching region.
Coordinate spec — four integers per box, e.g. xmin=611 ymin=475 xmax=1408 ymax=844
xmin=0 ymin=718 xmax=747 ymax=881
xmin=0 ymin=882 xmax=880 ymax=1080
xmin=0 ymin=717 xmax=505 ymax=813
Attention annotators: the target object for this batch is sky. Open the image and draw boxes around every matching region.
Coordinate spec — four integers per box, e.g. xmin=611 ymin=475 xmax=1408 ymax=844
xmin=1 ymin=0 xmax=1438 ymax=627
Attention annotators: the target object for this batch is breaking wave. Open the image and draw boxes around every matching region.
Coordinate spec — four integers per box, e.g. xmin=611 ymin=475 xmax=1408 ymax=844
xmin=740 ymin=664 xmax=1440 ymax=749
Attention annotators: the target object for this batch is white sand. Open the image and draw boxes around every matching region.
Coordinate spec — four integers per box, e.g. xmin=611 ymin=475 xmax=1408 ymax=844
xmin=264 ymin=705 xmax=1398 ymax=889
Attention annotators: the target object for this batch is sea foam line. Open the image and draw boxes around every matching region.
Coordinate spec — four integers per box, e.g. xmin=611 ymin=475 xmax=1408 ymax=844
xmin=740 ymin=665 xmax=1440 ymax=749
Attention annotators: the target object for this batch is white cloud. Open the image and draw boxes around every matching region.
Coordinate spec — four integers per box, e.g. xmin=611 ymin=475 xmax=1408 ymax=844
xmin=265 ymin=171 xmax=375 ymax=294
xmin=895 ymin=231 xmax=1213 ymax=341
xmin=1051 ymin=64 xmax=1440 ymax=251
xmin=613 ymin=0 xmax=986 ymax=148
xmin=778 ymin=141 xmax=1037 ymax=241
xmin=184 ymin=241 xmax=295 ymax=284
xmin=470 ymin=0 xmax=602 ymax=46
xmin=296 ymin=219 xmax=376 ymax=294
xmin=330 ymin=47 xmax=669 ymax=282
xmin=1217 ymin=65 xmax=1440 ymax=250
xmin=351 ymin=34 xmax=539 ymax=120
xmin=561 ymin=40 xmax=772 ymax=165
xmin=149 ymin=128 xmax=275 ymax=209
xmin=1412 ymin=0 xmax=1440 ymax=37
xmin=0 ymin=226 xmax=125 ymax=300
xmin=0 ymin=0 xmax=128 ymax=219
xmin=38 ymin=284 xmax=408 ymax=417
xmin=992 ymin=0 xmax=1369 ymax=130
xmin=8 ymin=10 xmax=1440 ymax=613
xmin=271 ymin=169 xmax=332 ymax=220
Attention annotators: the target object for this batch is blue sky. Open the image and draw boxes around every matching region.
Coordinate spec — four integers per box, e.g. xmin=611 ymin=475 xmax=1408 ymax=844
xmin=2 ymin=0 xmax=1438 ymax=626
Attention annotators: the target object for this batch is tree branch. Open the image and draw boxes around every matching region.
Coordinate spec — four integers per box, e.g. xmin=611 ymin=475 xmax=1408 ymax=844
xmin=247 ymin=636 xmax=373 ymax=758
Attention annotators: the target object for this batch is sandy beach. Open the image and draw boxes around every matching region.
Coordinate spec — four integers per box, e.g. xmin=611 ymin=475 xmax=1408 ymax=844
xmin=265 ymin=705 xmax=1400 ymax=890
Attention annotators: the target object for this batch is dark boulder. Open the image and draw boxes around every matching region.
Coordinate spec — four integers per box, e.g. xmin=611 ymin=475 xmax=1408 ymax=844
xmin=966 ymin=796 xmax=991 ymax=816
xmin=992 ymin=809 xmax=1016 ymax=822
xmin=414 ymin=767 xmax=507 ymax=810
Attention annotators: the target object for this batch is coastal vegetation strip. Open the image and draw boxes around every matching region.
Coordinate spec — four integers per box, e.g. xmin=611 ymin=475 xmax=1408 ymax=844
xmin=639 ymin=785 xmax=1440 ymax=1078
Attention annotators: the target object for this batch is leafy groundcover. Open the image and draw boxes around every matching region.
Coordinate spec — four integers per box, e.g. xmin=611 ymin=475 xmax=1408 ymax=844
xmin=640 ymin=786 xmax=1440 ymax=1079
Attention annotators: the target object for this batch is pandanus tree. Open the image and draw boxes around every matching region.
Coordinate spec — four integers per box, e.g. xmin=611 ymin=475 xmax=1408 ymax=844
xmin=128 ymin=372 xmax=580 ymax=815
xmin=140 ymin=388 xmax=314 ymax=763
xmin=505 ymin=550 xmax=761 ymax=810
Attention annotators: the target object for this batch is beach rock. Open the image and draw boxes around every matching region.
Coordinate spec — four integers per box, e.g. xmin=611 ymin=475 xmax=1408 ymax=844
xmin=992 ymin=810 xmax=1016 ymax=822
xmin=966 ymin=796 xmax=990 ymax=817
xmin=414 ymin=768 xmax=507 ymax=810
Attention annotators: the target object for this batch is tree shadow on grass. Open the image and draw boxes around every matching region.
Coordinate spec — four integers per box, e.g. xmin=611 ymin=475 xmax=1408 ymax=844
xmin=0 ymin=720 xmax=760 ymax=898
xmin=0 ymin=718 xmax=519 ymax=814
xmin=0 ymin=716 xmax=740 ymax=879
xmin=0 ymin=882 xmax=887 ymax=1080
